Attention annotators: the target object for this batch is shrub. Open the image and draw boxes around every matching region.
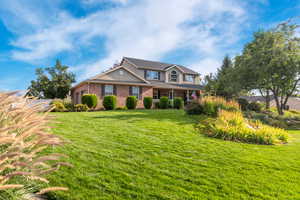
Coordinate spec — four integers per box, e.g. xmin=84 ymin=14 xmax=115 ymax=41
xmin=173 ymin=97 xmax=184 ymax=109
xmin=103 ymin=95 xmax=117 ymax=110
xmin=185 ymin=102 xmax=204 ymax=115
xmin=202 ymin=96 xmax=239 ymax=112
xmin=0 ymin=92 xmax=70 ymax=198
xmin=237 ymin=98 xmax=249 ymax=111
xmin=248 ymin=102 xmax=263 ymax=112
xmin=82 ymin=94 xmax=98 ymax=109
xmin=203 ymin=101 xmax=217 ymax=117
xmin=75 ymin=104 xmax=89 ymax=112
xmin=143 ymin=97 xmax=153 ymax=109
xmin=159 ymin=96 xmax=169 ymax=109
xmin=197 ymin=109 xmax=288 ymax=145
xmin=50 ymin=100 xmax=66 ymax=112
xmin=64 ymin=101 xmax=75 ymax=112
xmin=168 ymin=99 xmax=174 ymax=108
xmin=126 ymin=96 xmax=138 ymax=109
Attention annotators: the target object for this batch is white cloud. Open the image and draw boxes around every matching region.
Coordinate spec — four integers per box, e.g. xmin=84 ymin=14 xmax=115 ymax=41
xmin=0 ymin=0 xmax=249 ymax=81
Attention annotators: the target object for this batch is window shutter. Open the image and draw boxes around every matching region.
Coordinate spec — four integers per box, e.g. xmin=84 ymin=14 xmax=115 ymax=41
xmin=158 ymin=72 xmax=160 ymax=80
xmin=113 ymin=85 xmax=117 ymax=96
xmin=139 ymin=86 xmax=142 ymax=100
xmin=144 ymin=70 xmax=147 ymax=79
xmin=129 ymin=86 xmax=132 ymax=96
xmin=101 ymin=85 xmax=105 ymax=97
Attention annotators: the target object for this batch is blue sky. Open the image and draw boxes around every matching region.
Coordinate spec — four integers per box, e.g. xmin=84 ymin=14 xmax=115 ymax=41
xmin=0 ymin=0 xmax=299 ymax=91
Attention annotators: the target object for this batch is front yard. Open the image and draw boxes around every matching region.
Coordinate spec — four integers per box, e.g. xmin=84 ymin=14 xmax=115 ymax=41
xmin=47 ymin=110 xmax=300 ymax=200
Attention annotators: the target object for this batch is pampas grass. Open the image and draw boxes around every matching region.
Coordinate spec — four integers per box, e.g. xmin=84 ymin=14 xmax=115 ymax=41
xmin=0 ymin=92 xmax=71 ymax=198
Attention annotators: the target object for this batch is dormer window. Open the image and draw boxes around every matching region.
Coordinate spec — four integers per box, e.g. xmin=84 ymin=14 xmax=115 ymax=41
xmin=170 ymin=70 xmax=177 ymax=82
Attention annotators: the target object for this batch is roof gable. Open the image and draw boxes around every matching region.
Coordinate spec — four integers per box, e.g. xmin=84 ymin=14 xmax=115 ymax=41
xmin=91 ymin=66 xmax=149 ymax=83
xmin=123 ymin=57 xmax=198 ymax=74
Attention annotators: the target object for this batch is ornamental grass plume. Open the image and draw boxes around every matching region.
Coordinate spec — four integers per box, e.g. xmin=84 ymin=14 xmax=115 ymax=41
xmin=0 ymin=92 xmax=71 ymax=199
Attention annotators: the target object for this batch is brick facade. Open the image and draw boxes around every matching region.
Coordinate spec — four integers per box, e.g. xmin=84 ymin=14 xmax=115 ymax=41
xmin=72 ymin=83 xmax=153 ymax=109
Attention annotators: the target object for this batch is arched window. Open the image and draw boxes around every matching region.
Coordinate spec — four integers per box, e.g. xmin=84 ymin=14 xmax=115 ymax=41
xmin=170 ymin=70 xmax=177 ymax=82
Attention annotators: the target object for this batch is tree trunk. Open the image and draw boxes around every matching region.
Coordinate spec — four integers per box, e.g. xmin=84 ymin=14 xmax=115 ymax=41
xmin=265 ymin=90 xmax=270 ymax=110
xmin=274 ymin=95 xmax=284 ymax=115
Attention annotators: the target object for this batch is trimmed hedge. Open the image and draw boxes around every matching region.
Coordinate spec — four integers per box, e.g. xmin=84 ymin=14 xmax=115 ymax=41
xmin=75 ymin=104 xmax=89 ymax=112
xmin=103 ymin=95 xmax=117 ymax=110
xmin=126 ymin=96 xmax=138 ymax=109
xmin=82 ymin=94 xmax=98 ymax=109
xmin=143 ymin=97 xmax=153 ymax=109
xmin=173 ymin=97 xmax=184 ymax=109
xmin=159 ymin=96 xmax=169 ymax=109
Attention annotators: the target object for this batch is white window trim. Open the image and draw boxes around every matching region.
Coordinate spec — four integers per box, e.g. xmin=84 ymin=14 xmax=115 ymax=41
xmin=146 ymin=70 xmax=159 ymax=80
xmin=132 ymin=86 xmax=140 ymax=99
xmin=104 ymin=85 xmax=114 ymax=96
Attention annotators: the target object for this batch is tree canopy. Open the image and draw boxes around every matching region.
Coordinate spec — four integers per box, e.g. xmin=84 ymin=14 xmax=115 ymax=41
xmin=234 ymin=23 xmax=300 ymax=115
xmin=26 ymin=60 xmax=75 ymax=99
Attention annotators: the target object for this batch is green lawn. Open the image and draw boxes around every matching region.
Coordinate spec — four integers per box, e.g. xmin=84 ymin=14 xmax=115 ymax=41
xmin=47 ymin=110 xmax=300 ymax=200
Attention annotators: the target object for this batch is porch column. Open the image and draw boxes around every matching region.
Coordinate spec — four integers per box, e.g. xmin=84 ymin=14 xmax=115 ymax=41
xmin=186 ymin=90 xmax=189 ymax=101
xmin=172 ymin=89 xmax=174 ymax=99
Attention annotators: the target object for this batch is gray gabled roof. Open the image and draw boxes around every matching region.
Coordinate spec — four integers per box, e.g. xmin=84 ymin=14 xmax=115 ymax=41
xmin=123 ymin=57 xmax=198 ymax=75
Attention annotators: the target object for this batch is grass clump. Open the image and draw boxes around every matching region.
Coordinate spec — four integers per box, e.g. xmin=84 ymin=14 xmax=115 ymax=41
xmin=0 ymin=92 xmax=70 ymax=199
xmin=198 ymin=109 xmax=288 ymax=144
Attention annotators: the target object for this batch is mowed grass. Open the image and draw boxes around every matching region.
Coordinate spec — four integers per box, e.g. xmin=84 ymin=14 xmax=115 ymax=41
xmin=46 ymin=110 xmax=300 ymax=200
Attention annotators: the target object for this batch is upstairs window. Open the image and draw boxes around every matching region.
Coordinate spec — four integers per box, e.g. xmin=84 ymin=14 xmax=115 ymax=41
xmin=146 ymin=70 xmax=159 ymax=80
xmin=185 ymin=75 xmax=194 ymax=82
xmin=170 ymin=70 xmax=178 ymax=82
xmin=104 ymin=85 xmax=114 ymax=96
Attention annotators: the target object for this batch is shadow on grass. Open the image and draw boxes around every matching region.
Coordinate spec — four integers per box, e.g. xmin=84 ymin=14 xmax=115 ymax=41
xmin=91 ymin=109 xmax=200 ymax=126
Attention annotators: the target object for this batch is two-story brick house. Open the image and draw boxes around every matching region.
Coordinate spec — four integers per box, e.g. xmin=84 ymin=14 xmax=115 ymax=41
xmin=71 ymin=57 xmax=203 ymax=108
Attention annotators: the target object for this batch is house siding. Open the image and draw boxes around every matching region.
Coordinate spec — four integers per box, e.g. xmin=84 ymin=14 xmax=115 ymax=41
xmin=72 ymin=83 xmax=153 ymax=109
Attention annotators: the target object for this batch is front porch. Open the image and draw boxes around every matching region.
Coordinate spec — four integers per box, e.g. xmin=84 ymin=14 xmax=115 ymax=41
xmin=152 ymin=88 xmax=201 ymax=103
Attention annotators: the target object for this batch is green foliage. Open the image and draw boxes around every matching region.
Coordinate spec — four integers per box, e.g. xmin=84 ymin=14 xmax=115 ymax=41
xmin=203 ymin=56 xmax=241 ymax=98
xmin=103 ymin=95 xmax=117 ymax=110
xmin=126 ymin=96 xmax=138 ymax=109
xmin=237 ymin=98 xmax=249 ymax=111
xmin=203 ymin=101 xmax=217 ymax=117
xmin=173 ymin=97 xmax=184 ymax=109
xmin=235 ymin=23 xmax=300 ymax=115
xmin=185 ymin=96 xmax=239 ymax=116
xmin=168 ymin=99 xmax=174 ymax=108
xmin=50 ymin=100 xmax=66 ymax=112
xmin=185 ymin=102 xmax=204 ymax=115
xmin=143 ymin=97 xmax=153 ymax=109
xmin=75 ymin=104 xmax=89 ymax=112
xmin=248 ymin=102 xmax=263 ymax=112
xmin=154 ymin=102 xmax=160 ymax=109
xmin=82 ymin=94 xmax=98 ymax=109
xmin=197 ymin=110 xmax=288 ymax=144
xmin=26 ymin=60 xmax=76 ymax=99
xmin=63 ymin=101 xmax=75 ymax=112
xmin=159 ymin=96 xmax=169 ymax=109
